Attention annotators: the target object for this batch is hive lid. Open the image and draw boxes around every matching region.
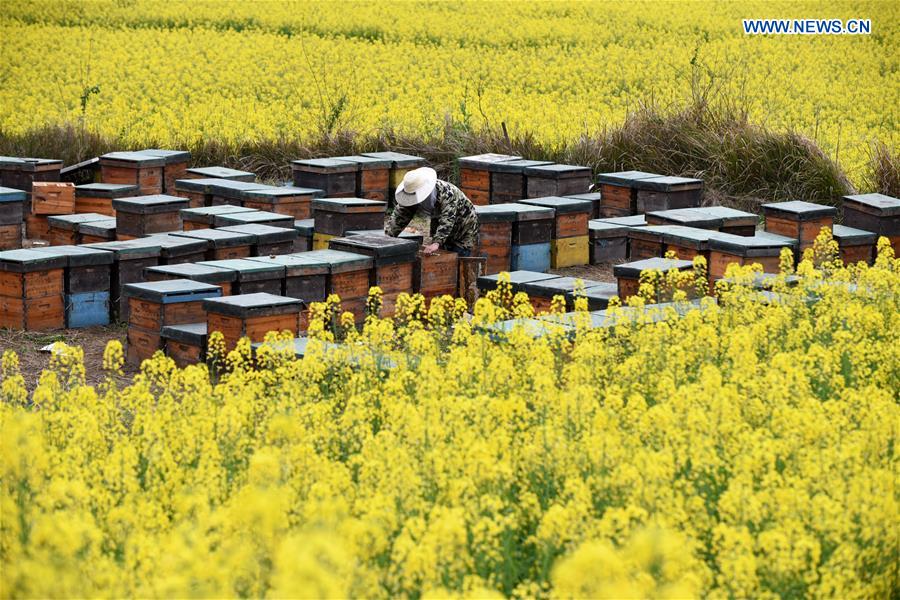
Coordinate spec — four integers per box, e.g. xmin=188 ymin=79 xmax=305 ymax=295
xmin=831 ymin=224 xmax=877 ymax=244
xmin=762 ymin=200 xmax=837 ymax=219
xmin=488 ymin=159 xmax=554 ymax=174
xmin=171 ymin=228 xmax=255 ymax=248
xmin=502 ymin=202 xmax=555 ymax=221
xmin=475 ymin=204 xmax=519 ymax=223
xmin=627 ymin=225 xmax=675 ymax=241
xmin=160 ymin=322 xmax=207 ymax=345
xmin=144 ymin=262 xmax=237 ymax=283
xmin=0 ymin=248 xmax=68 ymax=272
xmin=290 ymin=158 xmax=358 ymax=171
xmin=613 ymin=257 xmax=694 ymax=279
xmin=595 ymin=214 xmax=647 ymax=227
xmin=111 ymin=194 xmax=189 ymax=214
xmin=477 ymin=270 xmax=558 ymax=292
xmin=246 ymin=254 xmax=330 ymax=276
xmin=186 ymin=166 xmax=255 ymax=180
xmin=300 ymin=249 xmax=374 ymax=271
xmin=32 ymin=245 xmax=114 ymax=267
xmin=708 ymin=231 xmax=798 ymax=255
xmin=293 ymin=219 xmax=315 ymax=235
xmin=521 ymin=276 xmax=602 ymax=296
xmin=180 ymin=205 xmax=256 ymax=221
xmin=568 ymin=282 xmax=618 ymax=302
xmin=311 ymin=198 xmax=387 ymax=213
xmin=47 ymin=212 xmax=110 ymax=231
xmin=695 ymin=206 xmax=758 ymax=225
xmin=842 ymin=193 xmax=900 ymax=216
xmin=488 ymin=317 xmax=575 ymax=338
xmin=0 ymin=186 xmax=27 ymax=202
xmin=213 ymin=210 xmax=294 ymax=227
xmin=74 ymin=183 xmax=140 ymax=198
xmin=208 ymin=180 xmax=272 ymax=199
xmin=647 ymin=207 xmax=723 ymax=228
xmin=588 ymin=220 xmax=630 ymax=237
xmin=142 ymin=149 xmax=191 ymax=163
xmin=539 ymin=310 xmax=613 ymax=329
xmin=522 ymin=163 xmax=592 ymax=179
xmin=457 ymin=153 xmax=522 ymax=169
xmin=197 ymin=258 xmax=285 ymax=278
xmin=327 ymin=234 xmax=419 ymax=258
xmin=360 ymin=151 xmax=426 ymax=167
xmin=203 ymin=292 xmax=304 ymax=316
xmin=632 ymin=175 xmax=704 ymax=192
xmin=520 ymin=196 xmax=592 ymax=214
xmin=82 ymin=238 xmax=162 ymax=259
xmin=596 ymin=171 xmax=659 ymax=186
xmin=3 ymin=157 xmax=62 ymax=172
xmin=174 ymin=178 xmax=227 ymax=193
xmin=241 ymin=186 xmax=323 ymax=200
xmin=345 ymin=230 xmax=423 ymax=244
xmin=660 ymin=225 xmax=728 ymax=248
xmin=124 ymin=278 xmax=222 ymax=303
xmin=0 ymin=157 xmax=26 ymax=168
xmin=332 ymin=155 xmax=392 ymax=169
xmin=76 ymin=218 xmax=117 ymax=236
xmin=219 ymin=224 xmax=298 ymax=244
xmin=100 ymin=151 xmax=166 ymax=167
xmin=145 ymin=234 xmax=209 ymax=256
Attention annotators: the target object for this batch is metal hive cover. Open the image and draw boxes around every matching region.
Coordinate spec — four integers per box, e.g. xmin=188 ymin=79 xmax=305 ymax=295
xmin=186 ymin=166 xmax=255 ymax=179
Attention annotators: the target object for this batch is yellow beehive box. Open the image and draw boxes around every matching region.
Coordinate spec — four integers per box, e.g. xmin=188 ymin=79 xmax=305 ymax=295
xmin=551 ymin=235 xmax=589 ymax=268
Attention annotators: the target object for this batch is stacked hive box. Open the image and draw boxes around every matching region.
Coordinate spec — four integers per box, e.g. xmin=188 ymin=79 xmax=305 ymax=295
xmin=660 ymin=226 xmax=725 ymax=262
xmin=212 ymin=210 xmax=293 ymax=229
xmin=457 ymin=154 xmax=521 ymax=205
xmin=208 ymin=180 xmax=269 ymax=207
xmin=520 ymin=276 xmax=603 ymax=312
xmin=113 ymin=195 xmax=188 ymax=239
xmin=565 ymin=282 xmax=619 ymax=310
xmin=0 ymin=249 xmax=66 ymax=330
xmin=613 ymin=257 xmax=694 ymax=302
xmin=142 ymin=149 xmax=191 ymax=194
xmin=762 ymin=201 xmax=836 ymax=252
xmin=60 ymin=157 xmax=100 ymax=185
xmin=508 ymin=203 xmax=554 ymax=272
xmin=34 ymin=245 xmax=113 ymax=327
xmin=414 ymin=250 xmax=459 ymax=303
xmin=197 ymin=259 xmax=285 ymax=295
xmin=312 ymin=198 xmax=387 ymax=249
xmin=360 ymin=152 xmax=427 ymax=205
xmin=241 ymin=186 xmax=321 ymax=219
xmin=521 ymin=196 xmax=592 ymax=267
xmin=248 ymin=254 xmax=329 ymax=303
xmin=171 ymin=228 xmax=255 ymax=260
xmin=185 ymin=166 xmax=255 ymax=182
xmin=161 ymin=323 xmax=208 ymax=368
xmin=707 ymin=232 xmax=798 ymax=281
xmin=205 ymin=293 xmax=304 ymax=351
xmin=0 ymin=157 xmax=63 ymax=192
xmin=488 ymin=160 xmax=552 ymax=204
xmin=83 ymin=238 xmax=162 ymax=321
xmin=124 ymin=279 xmax=222 ymax=365
xmin=77 ymin=218 xmax=117 ymax=244
xmin=842 ymin=193 xmax=900 ymax=253
xmin=588 ymin=220 xmax=629 ymax=263
xmin=595 ymin=171 xmax=657 ymax=217
xmin=627 ymin=226 xmax=671 ymax=260
xmin=74 ymin=183 xmax=138 ymax=216
xmin=328 ymin=235 xmax=418 ymax=317
xmin=29 ymin=182 xmax=75 ymax=241
xmin=146 ymin=234 xmax=208 ymax=265
xmin=831 ymin=225 xmax=877 ymax=265
xmin=633 ymin=176 xmax=704 ymax=213
xmin=47 ymin=213 xmax=110 ymax=245
xmin=144 ymin=262 xmax=237 ymax=296
xmin=181 ymin=205 xmax=255 ymax=230
xmin=219 ymin=224 xmax=297 ymax=256
xmin=291 ymin=158 xmax=357 ymax=198
xmin=333 ymin=155 xmax=392 ymax=201
xmin=292 ymin=219 xmax=315 ymax=252
xmin=525 ymin=164 xmax=592 ymax=198
xmin=174 ymin=178 xmax=225 ymax=208
xmin=315 ymin=249 xmax=375 ymax=323
xmin=0 ymin=186 xmax=25 ymax=249
xmin=99 ymin=152 xmax=165 ymax=195
xmin=474 ymin=204 xmax=516 ymax=274
xmin=695 ymin=206 xmax=757 ymax=236
xmin=564 ymin=192 xmax=603 ymax=219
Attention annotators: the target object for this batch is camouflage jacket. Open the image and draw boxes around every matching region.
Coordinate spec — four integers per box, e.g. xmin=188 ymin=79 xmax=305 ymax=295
xmin=385 ymin=180 xmax=479 ymax=250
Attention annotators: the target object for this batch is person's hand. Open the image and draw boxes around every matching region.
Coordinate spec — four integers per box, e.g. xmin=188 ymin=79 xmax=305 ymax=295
xmin=423 ymin=242 xmax=440 ymax=255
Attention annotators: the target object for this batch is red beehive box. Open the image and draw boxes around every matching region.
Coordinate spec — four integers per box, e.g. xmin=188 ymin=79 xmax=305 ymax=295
xmin=99 ymin=151 xmax=165 ymax=195
xmin=762 ymin=201 xmax=836 ymax=251
xmin=143 ymin=149 xmax=191 ymax=194
xmin=0 ymin=249 xmax=66 ymax=330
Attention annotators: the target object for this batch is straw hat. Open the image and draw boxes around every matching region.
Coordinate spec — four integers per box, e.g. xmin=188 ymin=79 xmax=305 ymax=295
xmin=395 ymin=167 xmax=437 ymax=207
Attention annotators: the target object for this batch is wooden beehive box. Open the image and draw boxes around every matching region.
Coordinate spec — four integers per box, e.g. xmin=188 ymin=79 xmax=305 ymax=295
xmin=627 ymin=226 xmax=669 ymax=260
xmin=33 ymin=245 xmax=113 ymax=327
xmin=99 ymin=151 xmax=165 ymax=195
xmin=142 ymin=149 xmax=191 ymax=194
xmin=112 ymin=195 xmax=188 ymax=239
xmin=212 ymin=210 xmax=294 ymax=230
xmin=333 ymin=155 xmax=392 ymax=201
xmin=77 ymin=218 xmax=117 ymax=244
xmin=458 ymin=153 xmax=522 ymax=206
xmin=312 ymin=198 xmax=387 ymax=236
xmin=414 ymin=249 xmax=459 ymax=301
xmin=507 ymin=203 xmax=554 ymax=245
xmin=0 ymin=249 xmax=66 ymax=330
xmin=488 ymin=159 xmax=552 ymax=204
xmin=171 ymin=228 xmax=255 ymax=260
xmin=659 ymin=225 xmax=725 ymax=262
xmin=47 ymin=212 xmax=110 ymax=245
xmin=160 ymin=322 xmax=207 ymax=368
xmin=197 ymin=258 xmax=286 ymax=296
xmin=707 ymin=232 xmax=798 ymax=281
xmin=82 ymin=238 xmax=162 ymax=322
xmin=26 ymin=212 xmax=51 ymax=243
xmin=563 ymin=192 xmax=603 ymax=219
xmin=207 ymin=180 xmax=271 ymax=207
xmin=292 ymin=218 xmax=315 ymax=252
xmin=219 ymin=224 xmax=298 ymax=257
xmin=588 ymin=220 xmax=629 ymax=263
xmin=241 ymin=186 xmax=321 ymax=219
xmin=145 ymin=234 xmax=209 ymax=265
xmin=832 ymin=224 xmax=877 ymax=265
xmin=613 ymin=257 xmax=694 ymax=301
xmin=697 ymin=206 xmax=758 ymax=236
xmin=181 ymin=204 xmax=256 ymax=230
xmin=474 ymin=204 xmax=517 ymax=275
xmin=0 ymin=186 xmax=25 ymax=250
xmin=60 ymin=157 xmax=100 ymax=186
xmin=360 ymin=152 xmax=427 ymax=205
xmin=124 ymin=279 xmax=222 ymax=365
xmin=328 ymin=234 xmax=418 ymax=316
xmin=205 ymin=293 xmax=304 ymax=351
xmin=144 ymin=262 xmax=237 ymax=296
xmin=565 ymin=282 xmax=618 ymax=311
xmin=633 ymin=176 xmax=704 ymax=213
xmin=174 ymin=177 xmax=223 ymax=208
xmin=247 ymin=253 xmax=329 ymax=302
xmin=524 ymin=164 xmax=592 ymax=199
xmin=595 ymin=171 xmax=658 ymax=217
xmin=762 ymin=201 xmax=836 ymax=251
xmin=185 ymin=166 xmax=255 ymax=182
xmin=291 ymin=158 xmax=357 ymax=197
xmin=31 ymin=182 xmax=75 ymax=215
xmin=312 ymin=249 xmax=375 ymax=322
xmin=74 ymin=183 xmax=138 ymax=216
xmin=521 ymin=276 xmax=603 ymax=313
xmin=842 ymin=193 xmax=900 ymax=254
xmin=0 ymin=157 xmax=63 ymax=192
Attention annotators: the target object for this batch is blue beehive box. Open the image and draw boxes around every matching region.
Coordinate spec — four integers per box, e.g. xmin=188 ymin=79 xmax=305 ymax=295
xmin=511 ymin=242 xmax=551 ymax=272
xmin=66 ymin=291 xmax=111 ymax=328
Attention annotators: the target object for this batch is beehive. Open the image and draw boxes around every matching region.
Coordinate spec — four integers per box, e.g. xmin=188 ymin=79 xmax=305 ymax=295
xmin=0 ymin=186 xmax=25 ymax=250
xmin=565 ymin=282 xmax=618 ymax=311
xmin=76 ymin=218 xmax=117 ymax=244
xmin=476 ymin=270 xmax=558 ymax=294
xmin=474 ymin=204 xmax=517 ymax=274
xmin=563 ymin=192 xmax=603 ymax=219
xmin=595 ymin=171 xmax=658 ymax=217
xmin=312 ymin=249 xmax=375 ymax=323
xmin=212 ymin=210 xmax=294 ymax=229
xmin=627 ymin=226 xmax=669 ymax=260
xmin=0 ymin=249 xmax=66 ymax=330
xmin=698 ymin=206 xmax=758 ymax=236
xmin=112 ymin=195 xmax=189 ymax=239
xmin=73 ymin=183 xmax=138 ymax=216
xmin=707 ymin=232 xmax=798 ymax=281
xmin=31 ymin=182 xmax=75 ymax=215
xmin=161 ymin=322 xmax=207 ymax=368
xmin=633 ymin=176 xmax=704 ymax=213
xmin=613 ymin=257 xmax=694 ymax=301
xmin=328 ymin=234 xmax=418 ymax=316
xmin=524 ymin=164 xmax=592 ymax=198
xmin=171 ymin=228 xmax=255 ymax=260
xmin=659 ymin=225 xmax=726 ymax=262
xmin=588 ymin=220 xmax=629 ymax=263
xmin=208 ymin=180 xmax=271 ymax=207
xmin=180 ymin=205 xmax=256 ymax=230
xmin=240 ymin=186 xmax=321 ymax=219
xmin=313 ymin=232 xmax=335 ymax=250
xmin=185 ymin=166 xmax=255 ymax=182
xmin=457 ymin=153 xmax=522 ymax=206
xmin=33 ymin=245 xmax=113 ymax=327
xmin=414 ymin=249 xmax=459 ymax=301
xmin=312 ymin=198 xmax=387 ymax=236
xmin=144 ymin=262 xmax=237 ymax=296
xmin=333 ymin=155 xmax=392 ymax=201
xmin=174 ymin=177 xmax=225 ymax=208
xmin=762 ymin=201 xmax=836 ymax=251
xmin=142 ymin=149 xmax=191 ymax=194
xmin=832 ymin=224 xmax=876 ymax=265
xmin=47 ymin=213 xmax=110 ymax=245
xmin=521 ymin=196 xmax=591 ymax=268
xmin=842 ymin=193 xmax=900 ymax=253
xmin=247 ymin=254 xmax=329 ymax=302
xmin=291 ymin=158 xmax=357 ymax=197
xmin=99 ymin=151 xmax=165 ymax=195
xmin=360 ymin=152 xmax=427 ymax=203
xmin=82 ymin=238 xmax=162 ymax=321
xmin=205 ymin=293 xmax=304 ymax=351
xmin=521 ymin=276 xmax=603 ymax=313
xmin=60 ymin=157 xmax=100 ymax=186
xmin=124 ymin=279 xmax=222 ymax=366
xmin=197 ymin=258 xmax=286 ymax=296
xmin=219 ymin=224 xmax=298 ymax=256
xmin=145 ymin=234 xmax=209 ymax=265
xmin=0 ymin=157 xmax=63 ymax=192
xmin=292 ymin=219 xmax=315 ymax=252
xmin=486 ymin=159 xmax=552 ymax=205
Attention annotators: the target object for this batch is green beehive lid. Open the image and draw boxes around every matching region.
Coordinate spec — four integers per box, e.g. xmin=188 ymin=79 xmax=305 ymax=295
xmin=520 ymin=196 xmax=592 ymax=214
xmin=457 ymin=153 xmax=522 ymax=169
xmin=74 ymin=183 xmax=139 ymax=198
xmin=596 ymin=171 xmax=659 ymax=186
xmin=32 ymin=245 xmax=114 ymax=267
xmin=246 ymin=253 xmax=330 ymax=276
xmin=186 ymin=166 xmax=255 ymax=180
xmin=219 ymin=224 xmax=298 ymax=244
xmin=100 ymin=151 xmax=166 ymax=167
xmin=142 ymin=149 xmax=191 ymax=163
xmin=842 ymin=193 xmax=900 ymax=216
xmin=82 ymin=238 xmax=162 ymax=260
xmin=0 ymin=248 xmax=67 ymax=272
xmin=47 ymin=212 xmax=110 ymax=231
xmin=144 ymin=262 xmax=237 ymax=284
xmin=613 ymin=257 xmax=694 ymax=279
xmin=0 ymin=186 xmax=27 ymax=202
xmin=197 ymin=258 xmax=285 ymax=281
xmin=112 ymin=194 xmax=189 ymax=214
xmin=171 ymin=228 xmax=255 ymax=249
xmin=762 ymin=200 xmax=837 ymax=220
xmin=360 ymin=152 xmax=426 ymax=168
xmin=488 ymin=159 xmax=553 ymax=174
